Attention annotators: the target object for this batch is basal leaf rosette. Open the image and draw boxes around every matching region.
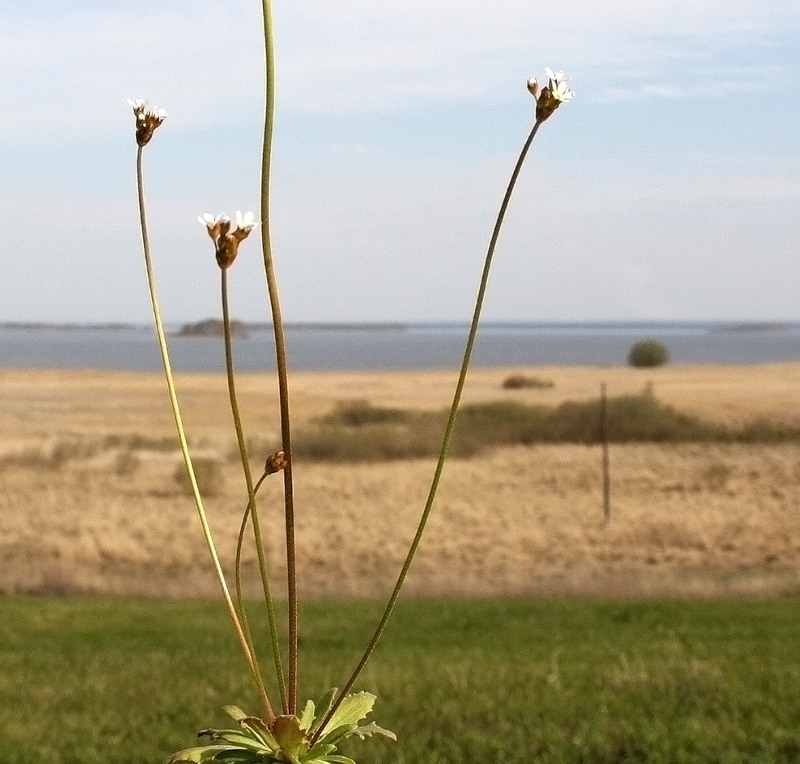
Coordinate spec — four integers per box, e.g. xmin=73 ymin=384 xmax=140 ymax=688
xmin=166 ymin=691 xmax=395 ymax=764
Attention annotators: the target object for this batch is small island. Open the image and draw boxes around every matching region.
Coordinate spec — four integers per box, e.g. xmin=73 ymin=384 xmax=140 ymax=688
xmin=175 ymin=318 xmax=250 ymax=338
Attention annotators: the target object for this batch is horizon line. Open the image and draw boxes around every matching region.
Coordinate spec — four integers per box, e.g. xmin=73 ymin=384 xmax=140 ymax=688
xmin=1 ymin=319 xmax=796 ymax=332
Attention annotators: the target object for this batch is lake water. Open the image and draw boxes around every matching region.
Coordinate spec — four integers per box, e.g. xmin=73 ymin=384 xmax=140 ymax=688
xmin=2 ymin=322 xmax=800 ymax=372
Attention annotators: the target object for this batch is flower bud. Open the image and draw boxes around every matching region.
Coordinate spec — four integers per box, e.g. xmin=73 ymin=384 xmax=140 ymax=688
xmin=265 ymin=451 xmax=289 ymax=475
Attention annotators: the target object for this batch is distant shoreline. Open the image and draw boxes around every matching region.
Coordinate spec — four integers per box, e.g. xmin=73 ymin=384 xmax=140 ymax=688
xmin=0 ymin=319 xmax=795 ymax=333
xmin=2 ymin=322 xmax=799 ymax=371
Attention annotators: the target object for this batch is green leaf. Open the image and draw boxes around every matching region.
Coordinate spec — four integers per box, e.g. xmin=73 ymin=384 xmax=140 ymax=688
xmin=300 ymin=743 xmax=335 ymax=762
xmin=352 ymin=721 xmax=396 ymax=741
xmin=198 ymin=727 xmax=233 ymax=740
xmin=221 ymin=706 xmax=278 ymax=750
xmin=309 ymin=688 xmax=338 ymax=735
xmin=319 ymin=692 xmax=376 ymax=737
xmin=316 ymin=724 xmax=357 ymax=747
xmin=165 ymin=744 xmax=242 ymax=763
xmin=213 ymin=752 xmax=272 ymax=763
xmin=242 ymin=719 xmax=279 ymax=751
xmin=319 ymin=756 xmax=356 ymax=764
xmin=198 ymin=729 xmax=273 ymax=752
xmin=271 ymin=714 xmax=309 ymax=758
xmin=223 ymin=706 xmax=248 ymax=723
xmin=299 ymin=699 xmax=316 ymax=731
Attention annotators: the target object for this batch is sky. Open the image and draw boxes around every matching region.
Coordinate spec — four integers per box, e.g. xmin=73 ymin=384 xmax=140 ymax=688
xmin=2 ymin=0 xmax=799 ymax=324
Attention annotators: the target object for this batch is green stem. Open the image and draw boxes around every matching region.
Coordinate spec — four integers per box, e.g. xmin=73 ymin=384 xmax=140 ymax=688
xmin=234 ymin=471 xmax=271 ymax=710
xmin=134 ymin=146 xmax=272 ymax=721
xmin=235 ymin=472 xmax=269 ymax=607
xmin=260 ymin=0 xmax=299 ymax=714
xmin=314 ymin=119 xmax=543 ymax=741
xmin=221 ymin=268 xmax=287 ymax=713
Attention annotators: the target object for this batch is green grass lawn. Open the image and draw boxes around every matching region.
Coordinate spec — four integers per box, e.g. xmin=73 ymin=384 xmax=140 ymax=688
xmin=2 ymin=597 xmax=799 ymax=763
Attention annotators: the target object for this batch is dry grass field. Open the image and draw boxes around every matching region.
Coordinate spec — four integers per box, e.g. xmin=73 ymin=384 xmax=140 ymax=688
xmin=2 ymin=364 xmax=800 ymax=599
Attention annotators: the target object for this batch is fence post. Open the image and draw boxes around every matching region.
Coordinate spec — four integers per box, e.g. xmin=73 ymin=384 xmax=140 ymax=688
xmin=600 ymin=382 xmax=611 ymax=524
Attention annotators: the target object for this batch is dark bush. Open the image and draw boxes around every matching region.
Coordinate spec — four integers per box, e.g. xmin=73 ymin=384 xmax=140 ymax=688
xmin=290 ymin=394 xmax=800 ymax=463
xmin=552 ymin=395 xmax=719 ymax=443
xmin=455 ymin=401 xmax=549 ymax=446
xmin=458 ymin=395 xmax=718 ymax=445
xmin=502 ymin=374 xmax=554 ymax=390
xmin=294 ymin=418 xmax=480 ymax=462
xmin=320 ymin=400 xmax=411 ymax=427
xmin=627 ymin=339 xmax=669 ymax=368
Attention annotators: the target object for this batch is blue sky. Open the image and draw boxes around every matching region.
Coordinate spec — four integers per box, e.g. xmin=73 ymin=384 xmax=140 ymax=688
xmin=2 ymin=0 xmax=799 ymax=323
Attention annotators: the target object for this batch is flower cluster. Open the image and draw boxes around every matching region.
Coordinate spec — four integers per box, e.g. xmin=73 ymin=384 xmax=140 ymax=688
xmin=127 ymin=97 xmax=167 ymax=147
xmin=527 ymin=67 xmax=574 ymax=123
xmin=199 ymin=211 xmax=258 ymax=269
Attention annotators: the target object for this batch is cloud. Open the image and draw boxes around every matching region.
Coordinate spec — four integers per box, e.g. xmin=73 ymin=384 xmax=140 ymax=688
xmin=2 ymin=0 xmax=797 ymax=141
xmin=2 ymin=3 xmax=261 ymax=141
xmin=3 ymin=0 xmax=800 ymax=323
xmin=273 ymin=0 xmax=800 ymax=113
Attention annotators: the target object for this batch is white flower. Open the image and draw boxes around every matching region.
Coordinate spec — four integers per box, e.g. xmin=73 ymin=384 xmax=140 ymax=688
xmin=198 ymin=212 xmax=255 ymax=269
xmin=545 ymin=67 xmax=574 ymax=102
xmin=128 ymin=96 xmax=167 ymax=145
xmin=532 ymin=67 xmax=574 ymax=122
xmin=235 ymin=210 xmax=258 ymax=232
xmin=198 ymin=213 xmax=231 ymax=244
xmin=127 ymin=96 xmax=167 ymax=119
xmin=544 ymin=67 xmax=560 ymax=82
xmin=199 ymin=212 xmax=229 ymax=229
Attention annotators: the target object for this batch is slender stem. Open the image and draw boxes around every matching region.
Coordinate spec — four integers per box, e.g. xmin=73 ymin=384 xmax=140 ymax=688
xmin=134 ymin=146 xmax=272 ymax=721
xmin=235 ymin=472 xmax=269 ymax=607
xmin=313 ymin=120 xmax=543 ymax=741
xmin=234 ymin=471 xmax=271 ymax=711
xmin=260 ymin=0 xmax=299 ymax=714
xmin=221 ymin=268 xmax=287 ymax=713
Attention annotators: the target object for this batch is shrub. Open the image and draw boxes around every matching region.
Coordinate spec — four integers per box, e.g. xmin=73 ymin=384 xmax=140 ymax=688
xmin=295 ymin=408 xmax=481 ymax=462
xmin=320 ymin=399 xmax=411 ymax=427
xmin=554 ymin=395 xmax=718 ymax=443
xmin=455 ymin=401 xmax=549 ymax=447
xmin=458 ymin=395 xmax=718 ymax=445
xmin=627 ymin=339 xmax=669 ymax=368
xmin=294 ymin=422 xmax=478 ymax=462
xmin=734 ymin=417 xmax=800 ymax=443
xmin=502 ymin=374 xmax=554 ymax=390
xmin=289 ymin=394 xmax=800 ymax=463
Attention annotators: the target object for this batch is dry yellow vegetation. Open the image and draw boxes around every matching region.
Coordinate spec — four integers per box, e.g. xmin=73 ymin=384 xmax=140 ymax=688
xmin=1 ymin=364 xmax=799 ymax=598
